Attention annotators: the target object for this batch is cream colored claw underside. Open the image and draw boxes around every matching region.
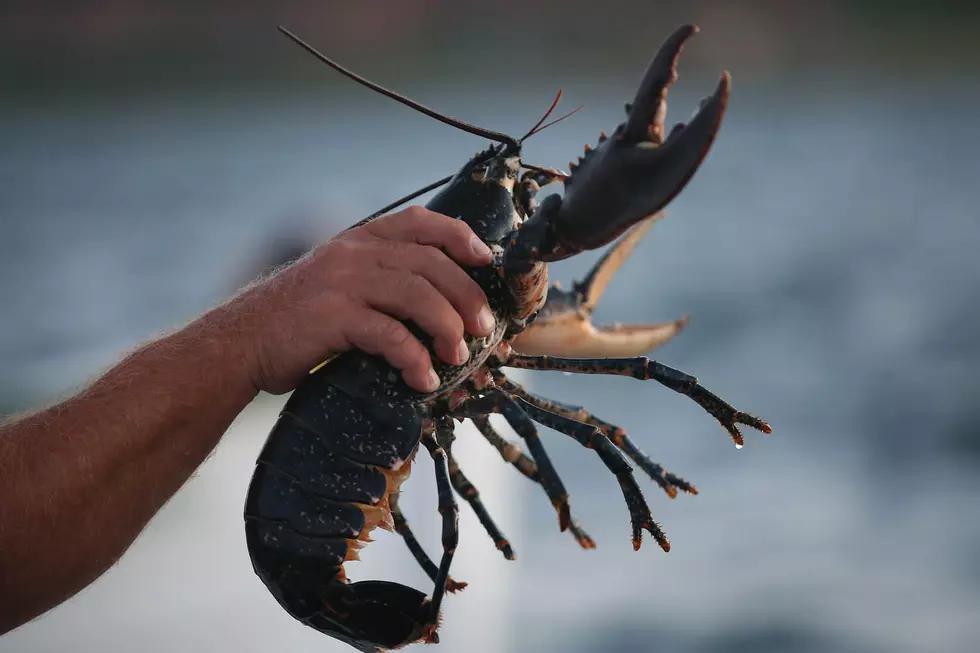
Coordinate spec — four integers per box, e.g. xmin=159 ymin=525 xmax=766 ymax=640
xmin=509 ymin=312 xmax=688 ymax=358
xmin=510 ymin=212 xmax=687 ymax=359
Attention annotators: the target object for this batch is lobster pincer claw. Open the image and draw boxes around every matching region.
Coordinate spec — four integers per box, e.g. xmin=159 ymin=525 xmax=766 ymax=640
xmin=510 ymin=24 xmax=729 ymax=264
xmin=510 ymin=214 xmax=689 ymax=358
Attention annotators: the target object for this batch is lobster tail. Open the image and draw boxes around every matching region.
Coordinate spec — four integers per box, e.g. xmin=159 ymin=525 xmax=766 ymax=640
xmin=245 ymin=352 xmax=438 ymax=650
xmin=315 ymin=581 xmax=431 ymax=652
xmin=245 ymin=528 xmax=429 ymax=652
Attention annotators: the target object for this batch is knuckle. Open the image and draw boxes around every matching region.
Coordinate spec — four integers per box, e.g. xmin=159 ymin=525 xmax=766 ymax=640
xmin=417 ymin=243 xmax=448 ymax=267
xmin=404 ymin=205 xmax=429 ymax=221
xmin=406 ymin=340 xmax=430 ymax=368
xmin=436 ymin=308 xmax=465 ymax=340
xmin=414 ymin=207 xmax=453 ymax=230
xmin=401 ymin=272 xmax=436 ymax=298
xmin=450 ymin=219 xmax=475 ymax=243
xmin=402 ymin=275 xmax=462 ymax=333
xmin=377 ymin=318 xmax=411 ymax=348
xmin=460 ymin=283 xmax=488 ymax=312
xmin=324 ymin=237 xmax=360 ymax=261
xmin=450 ymin=218 xmax=473 ymax=237
xmin=363 ymin=212 xmax=400 ymax=236
xmin=440 ymin=266 xmax=485 ymax=304
xmin=381 ymin=324 xmax=427 ymax=369
xmin=447 ymin=319 xmax=465 ymax=343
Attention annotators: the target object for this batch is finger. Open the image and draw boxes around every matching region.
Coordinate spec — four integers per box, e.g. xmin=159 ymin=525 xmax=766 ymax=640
xmin=359 ymin=270 xmax=469 ymax=366
xmin=381 ymin=244 xmax=495 ymax=338
xmin=342 ymin=308 xmax=440 ymax=393
xmin=365 ymin=206 xmax=493 ymax=266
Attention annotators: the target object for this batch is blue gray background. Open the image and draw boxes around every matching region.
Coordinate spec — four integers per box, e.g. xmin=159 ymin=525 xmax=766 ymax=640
xmin=1 ymin=2 xmax=979 ymax=652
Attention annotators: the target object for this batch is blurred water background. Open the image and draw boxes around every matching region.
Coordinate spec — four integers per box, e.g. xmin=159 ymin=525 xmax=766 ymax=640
xmin=2 ymin=2 xmax=979 ymax=652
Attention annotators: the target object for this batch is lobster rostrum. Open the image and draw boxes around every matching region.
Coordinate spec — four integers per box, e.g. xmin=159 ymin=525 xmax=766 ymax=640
xmin=245 ymin=24 xmax=772 ymax=653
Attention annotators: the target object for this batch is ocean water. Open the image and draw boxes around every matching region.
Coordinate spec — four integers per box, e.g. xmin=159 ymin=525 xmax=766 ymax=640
xmin=1 ymin=78 xmax=978 ymax=652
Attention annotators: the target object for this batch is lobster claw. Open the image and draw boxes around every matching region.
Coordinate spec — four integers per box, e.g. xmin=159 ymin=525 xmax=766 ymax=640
xmin=510 ymin=213 xmax=688 ymax=358
xmin=511 ymin=25 xmax=728 ymax=263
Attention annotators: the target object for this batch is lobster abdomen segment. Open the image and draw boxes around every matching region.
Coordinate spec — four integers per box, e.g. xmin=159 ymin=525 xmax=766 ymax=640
xmin=245 ymin=358 xmax=430 ymax=651
xmin=280 ymin=353 xmax=427 ymax=468
xmin=253 ymin=413 xmax=390 ymax=504
xmin=246 ymin=464 xmax=376 ymax=539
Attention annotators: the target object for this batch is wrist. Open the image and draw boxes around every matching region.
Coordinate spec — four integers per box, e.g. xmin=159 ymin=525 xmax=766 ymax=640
xmin=177 ymin=298 xmax=263 ymax=404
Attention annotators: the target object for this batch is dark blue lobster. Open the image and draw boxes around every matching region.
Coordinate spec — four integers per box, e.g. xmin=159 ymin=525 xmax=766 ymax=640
xmin=244 ymin=24 xmax=772 ymax=652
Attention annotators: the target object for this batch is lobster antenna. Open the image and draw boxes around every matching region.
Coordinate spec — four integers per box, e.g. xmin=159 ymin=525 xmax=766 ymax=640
xmin=347 ymin=94 xmax=579 ymax=228
xmin=520 ymin=89 xmax=563 ymax=141
xmin=526 ymin=104 xmax=585 ymax=138
xmin=346 ymin=90 xmax=578 ymax=227
xmin=345 ymin=174 xmax=454 ymax=231
xmin=279 ymin=26 xmax=517 ymax=146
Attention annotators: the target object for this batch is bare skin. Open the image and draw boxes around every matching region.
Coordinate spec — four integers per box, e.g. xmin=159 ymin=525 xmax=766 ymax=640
xmin=0 ymin=206 xmax=496 ymax=636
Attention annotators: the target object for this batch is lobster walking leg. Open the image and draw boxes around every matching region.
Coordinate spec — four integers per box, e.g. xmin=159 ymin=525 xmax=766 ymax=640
xmin=509 ymin=396 xmax=669 ymax=552
xmin=432 ymin=415 xmax=515 ymax=560
xmin=492 ymin=372 xmax=696 ymax=497
xmin=514 ymin=168 xmax=566 ymax=217
xmin=472 ymin=415 xmax=537 ymax=479
xmin=390 ymin=491 xmax=468 ymax=593
xmin=471 ymin=416 xmax=595 ymax=548
xmin=451 ymin=390 xmax=571 ymax=530
xmin=419 ymin=430 xmax=459 ymax=643
xmin=446 ymin=452 xmax=515 ymax=560
xmin=502 ymin=355 xmax=772 ymax=447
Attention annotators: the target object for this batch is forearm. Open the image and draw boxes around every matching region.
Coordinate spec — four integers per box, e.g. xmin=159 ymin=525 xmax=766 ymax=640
xmin=0 ymin=304 xmax=258 ymax=633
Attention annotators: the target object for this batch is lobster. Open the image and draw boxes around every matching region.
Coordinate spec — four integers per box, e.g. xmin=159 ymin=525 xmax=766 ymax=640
xmin=244 ymin=24 xmax=772 ymax=653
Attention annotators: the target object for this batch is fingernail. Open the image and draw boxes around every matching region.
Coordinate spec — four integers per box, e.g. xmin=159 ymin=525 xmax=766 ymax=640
xmin=478 ymin=305 xmax=496 ymax=333
xmin=470 ymin=235 xmax=492 ymax=260
xmin=425 ymin=369 xmax=441 ymax=392
xmin=456 ymin=339 xmax=470 ymax=364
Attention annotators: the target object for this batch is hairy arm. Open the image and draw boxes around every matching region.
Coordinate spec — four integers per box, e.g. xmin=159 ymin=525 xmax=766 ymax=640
xmin=0 ymin=206 xmax=494 ymax=634
xmin=0 ymin=306 xmax=257 ymax=634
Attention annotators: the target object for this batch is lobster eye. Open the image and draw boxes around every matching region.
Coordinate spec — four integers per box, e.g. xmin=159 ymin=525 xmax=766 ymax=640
xmin=470 ymin=166 xmax=487 ymax=182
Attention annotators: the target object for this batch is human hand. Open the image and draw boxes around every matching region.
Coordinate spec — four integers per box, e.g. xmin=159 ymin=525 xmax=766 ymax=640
xmin=228 ymin=206 xmax=496 ymax=394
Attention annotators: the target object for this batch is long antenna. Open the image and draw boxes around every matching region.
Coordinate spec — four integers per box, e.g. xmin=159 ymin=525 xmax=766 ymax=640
xmin=350 ymin=89 xmax=583 ymax=227
xmin=345 ymin=174 xmax=455 ymax=231
xmin=279 ymin=26 xmax=517 ymax=146
xmin=520 ymin=89 xmax=563 ymax=141
xmin=347 ymin=86 xmax=581 ymax=226
xmin=526 ymin=104 xmax=585 ymax=138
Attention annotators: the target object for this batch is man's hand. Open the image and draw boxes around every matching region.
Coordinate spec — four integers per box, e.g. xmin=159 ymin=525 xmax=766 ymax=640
xmin=232 ymin=206 xmax=496 ymax=394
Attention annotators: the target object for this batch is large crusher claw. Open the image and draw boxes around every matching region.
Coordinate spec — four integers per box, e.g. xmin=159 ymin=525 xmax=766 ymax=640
xmin=508 ymin=25 xmax=729 ymax=264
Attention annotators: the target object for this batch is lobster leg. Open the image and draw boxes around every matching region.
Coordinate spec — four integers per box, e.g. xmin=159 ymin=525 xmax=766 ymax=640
xmin=432 ymin=415 xmax=515 ymax=560
xmin=508 ymin=395 xmax=669 ymax=552
xmin=471 ymin=416 xmax=595 ymax=549
xmin=446 ymin=452 xmax=516 ymax=560
xmin=472 ymin=415 xmax=538 ymax=479
xmin=389 ymin=490 xmax=468 ymax=593
xmin=450 ymin=390 xmax=572 ymax=531
xmin=502 ymin=355 xmax=772 ymax=448
xmin=419 ymin=430 xmax=459 ymax=644
xmin=492 ymin=372 xmax=696 ymax=498
xmin=514 ymin=168 xmax=566 ymax=218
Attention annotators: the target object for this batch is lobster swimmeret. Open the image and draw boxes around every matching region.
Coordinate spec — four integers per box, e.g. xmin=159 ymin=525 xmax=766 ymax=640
xmin=244 ymin=24 xmax=772 ymax=653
